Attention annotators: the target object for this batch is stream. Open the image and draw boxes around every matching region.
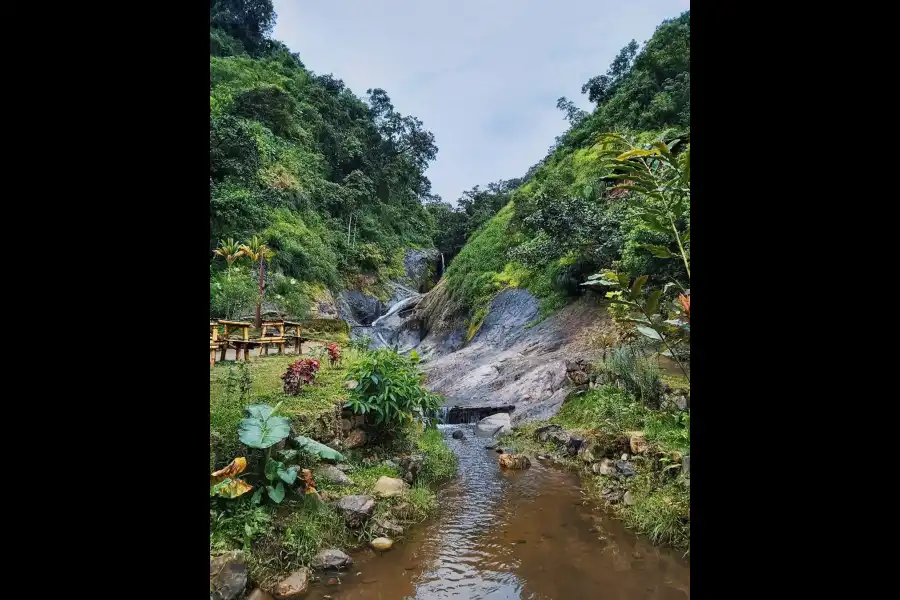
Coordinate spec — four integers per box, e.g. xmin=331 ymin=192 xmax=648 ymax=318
xmin=307 ymin=424 xmax=690 ymax=599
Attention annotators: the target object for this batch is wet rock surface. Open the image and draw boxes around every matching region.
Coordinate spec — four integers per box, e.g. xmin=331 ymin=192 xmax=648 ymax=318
xmin=335 ymin=495 xmax=376 ymax=527
xmin=210 ymin=551 xmax=247 ymax=600
xmin=311 ymin=548 xmax=353 ymax=571
xmin=273 ymin=568 xmax=310 ymax=599
xmin=318 ymin=465 xmax=353 ymax=486
xmin=373 ymin=476 xmax=409 ymax=498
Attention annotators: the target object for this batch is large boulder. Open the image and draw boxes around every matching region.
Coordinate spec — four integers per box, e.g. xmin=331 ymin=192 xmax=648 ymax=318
xmin=373 ymin=476 xmax=409 ymax=498
xmin=273 ymin=569 xmax=310 ymax=599
xmin=335 ymin=495 xmax=376 ymax=527
xmin=311 ymin=548 xmax=352 ymax=570
xmin=210 ymin=551 xmax=247 ymax=600
xmin=475 ymin=413 xmax=511 ymax=438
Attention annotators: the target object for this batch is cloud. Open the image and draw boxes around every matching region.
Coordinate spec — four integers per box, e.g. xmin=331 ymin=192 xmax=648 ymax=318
xmin=273 ymin=0 xmax=688 ymax=204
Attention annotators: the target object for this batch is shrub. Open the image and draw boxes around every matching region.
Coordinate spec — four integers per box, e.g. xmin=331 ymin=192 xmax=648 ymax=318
xmin=211 ymin=267 xmax=258 ymax=319
xmin=282 ymin=358 xmax=320 ymax=395
xmin=600 ymin=345 xmax=662 ymax=406
xmin=344 ymin=349 xmax=441 ymax=430
xmin=326 ymin=342 xmax=340 ymax=366
xmin=348 ymin=335 xmax=372 ymax=352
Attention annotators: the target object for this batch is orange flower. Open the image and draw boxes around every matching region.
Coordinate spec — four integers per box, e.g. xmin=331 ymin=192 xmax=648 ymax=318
xmin=678 ymin=294 xmax=690 ymax=320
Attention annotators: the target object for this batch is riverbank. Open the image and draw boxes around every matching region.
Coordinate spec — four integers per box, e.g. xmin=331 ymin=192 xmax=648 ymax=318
xmin=210 ymin=348 xmax=458 ymax=597
xmin=499 ymin=383 xmax=691 ymax=552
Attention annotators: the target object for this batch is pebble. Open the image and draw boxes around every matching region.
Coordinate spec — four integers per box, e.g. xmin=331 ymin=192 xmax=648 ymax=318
xmin=621 ymin=453 xmax=630 ymax=461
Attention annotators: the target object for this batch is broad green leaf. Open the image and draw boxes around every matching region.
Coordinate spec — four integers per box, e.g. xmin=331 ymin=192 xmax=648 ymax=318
xmin=643 ymin=244 xmax=673 ymax=259
xmin=278 ymin=465 xmax=298 ymax=485
xmin=244 ymin=403 xmax=279 ymax=421
xmin=636 ymin=325 xmax=663 ymax=340
xmin=265 ymin=458 xmax=284 ymax=482
xmin=616 ymin=148 xmax=661 ymax=160
xmin=630 ymin=275 xmax=649 ymax=300
xmin=617 ymin=273 xmax=630 ymax=289
xmin=293 ymin=436 xmax=346 ymax=462
xmin=211 ymin=478 xmax=253 ymax=499
xmin=266 ymin=482 xmax=285 ymax=504
xmin=251 ymin=488 xmax=263 ymax=504
xmin=239 ymin=411 xmax=291 ymax=449
xmin=646 ymin=290 xmax=663 ymax=315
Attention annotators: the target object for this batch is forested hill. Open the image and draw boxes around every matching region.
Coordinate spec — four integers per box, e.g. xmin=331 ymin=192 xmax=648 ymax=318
xmin=433 ymin=11 xmax=690 ymax=330
xmin=210 ymin=0 xmax=440 ymax=312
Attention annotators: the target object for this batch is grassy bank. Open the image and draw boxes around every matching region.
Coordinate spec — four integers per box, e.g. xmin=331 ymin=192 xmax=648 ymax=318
xmin=502 ymin=385 xmax=690 ymax=552
xmin=210 ymin=346 xmax=457 ymax=588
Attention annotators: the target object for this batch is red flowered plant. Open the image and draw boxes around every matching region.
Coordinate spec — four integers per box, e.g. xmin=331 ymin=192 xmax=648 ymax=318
xmin=326 ymin=342 xmax=341 ymax=366
xmin=281 ymin=358 xmax=321 ymax=395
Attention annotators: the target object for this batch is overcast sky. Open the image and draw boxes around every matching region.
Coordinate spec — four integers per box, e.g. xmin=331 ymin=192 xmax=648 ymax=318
xmin=273 ymin=0 xmax=689 ymax=205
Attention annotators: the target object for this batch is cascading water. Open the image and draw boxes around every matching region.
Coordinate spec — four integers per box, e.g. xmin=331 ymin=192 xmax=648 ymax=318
xmin=440 ymin=252 xmax=445 ymax=277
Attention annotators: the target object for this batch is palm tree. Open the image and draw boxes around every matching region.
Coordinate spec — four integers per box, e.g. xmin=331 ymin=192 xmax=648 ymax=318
xmin=240 ymin=235 xmax=273 ymax=328
xmin=213 ymin=238 xmax=246 ymax=269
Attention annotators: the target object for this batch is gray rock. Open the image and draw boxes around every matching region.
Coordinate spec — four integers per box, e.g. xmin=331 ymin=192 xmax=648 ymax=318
xmin=534 ymin=423 xmax=563 ymax=443
xmin=373 ymin=476 xmax=409 ymax=498
xmin=621 ymin=453 xmax=630 ymax=461
xmin=336 ymin=463 xmax=354 ymax=472
xmin=273 ymin=568 xmax=310 ymax=599
xmin=319 ymin=465 xmax=353 ymax=486
xmin=601 ymin=488 xmax=624 ymax=504
xmin=548 ymin=430 xmax=571 ymax=448
xmin=247 ymin=589 xmax=274 ymax=600
xmin=623 ymin=491 xmax=637 ymax=506
xmin=210 ymin=551 xmax=247 ymax=600
xmin=398 ymin=454 xmax=424 ymax=483
xmin=373 ymin=516 xmax=405 ymax=537
xmin=311 ymin=548 xmax=353 ymax=570
xmin=381 ymin=460 xmax=398 ymax=469
xmin=592 ymin=458 xmax=616 ymax=476
xmin=475 ymin=412 xmax=512 ymax=438
xmin=335 ymin=495 xmax=376 ymax=527
xmin=451 ymin=429 xmax=465 ymax=439
xmin=682 ymin=455 xmax=690 ymax=477
xmin=566 ymin=436 xmax=585 ymax=456
xmin=615 ymin=460 xmax=636 ymax=477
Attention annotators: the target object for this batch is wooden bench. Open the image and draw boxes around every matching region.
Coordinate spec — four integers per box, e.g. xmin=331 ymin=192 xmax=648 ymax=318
xmin=283 ymin=321 xmax=307 ymax=354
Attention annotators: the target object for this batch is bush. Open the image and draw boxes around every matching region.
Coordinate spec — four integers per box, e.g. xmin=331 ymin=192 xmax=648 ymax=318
xmin=348 ymin=334 xmax=372 ymax=352
xmin=211 ymin=267 xmax=258 ymax=319
xmin=344 ymin=349 xmax=441 ymax=430
xmin=267 ymin=273 xmax=311 ymax=320
xmin=281 ymin=358 xmax=320 ymax=395
xmin=600 ymin=345 xmax=662 ymax=406
xmin=326 ymin=342 xmax=340 ymax=366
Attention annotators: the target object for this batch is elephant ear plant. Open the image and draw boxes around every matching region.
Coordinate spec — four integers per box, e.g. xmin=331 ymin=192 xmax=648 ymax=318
xmin=237 ymin=402 xmax=346 ymax=504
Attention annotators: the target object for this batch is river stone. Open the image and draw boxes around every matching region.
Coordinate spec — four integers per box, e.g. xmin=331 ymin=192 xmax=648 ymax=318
xmin=370 ymin=537 xmax=394 ymax=551
xmin=335 ymin=495 xmax=376 ymax=526
xmin=451 ymin=429 xmax=465 ymax=439
xmin=311 ymin=548 xmax=353 ymax=570
xmin=373 ymin=476 xmax=409 ymax=498
xmin=210 ymin=551 xmax=247 ymax=600
xmin=534 ymin=423 xmax=563 ymax=443
xmin=475 ymin=413 xmax=511 ymax=438
xmin=615 ymin=460 xmax=636 ymax=477
xmin=628 ymin=431 xmax=648 ymax=454
xmin=548 ymin=430 xmax=571 ymax=448
xmin=374 ymin=516 xmax=405 ymax=537
xmin=592 ymin=458 xmax=616 ymax=476
xmin=247 ymin=589 xmax=274 ymax=600
xmin=498 ymin=454 xmax=531 ymax=469
xmin=623 ymin=491 xmax=637 ymax=506
xmin=346 ymin=429 xmax=367 ymax=448
xmin=319 ymin=465 xmax=353 ymax=486
xmin=273 ymin=568 xmax=310 ymax=599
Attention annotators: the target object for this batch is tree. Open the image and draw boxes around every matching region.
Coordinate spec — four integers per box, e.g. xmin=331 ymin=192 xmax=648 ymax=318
xmin=240 ymin=235 xmax=273 ymax=328
xmin=581 ymin=40 xmax=639 ymax=105
xmin=556 ymin=97 xmax=588 ymax=126
xmin=210 ymin=0 xmax=276 ymax=51
xmin=214 ymin=238 xmax=246 ymax=269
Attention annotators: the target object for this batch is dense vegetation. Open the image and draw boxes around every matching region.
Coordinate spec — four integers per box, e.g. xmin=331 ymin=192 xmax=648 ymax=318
xmin=439 ymin=11 xmax=690 ymax=332
xmin=210 ymin=0 xmax=442 ymax=318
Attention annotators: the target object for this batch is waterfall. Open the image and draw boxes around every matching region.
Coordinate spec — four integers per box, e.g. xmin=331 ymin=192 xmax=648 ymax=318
xmin=440 ymin=252 xmax=445 ymax=277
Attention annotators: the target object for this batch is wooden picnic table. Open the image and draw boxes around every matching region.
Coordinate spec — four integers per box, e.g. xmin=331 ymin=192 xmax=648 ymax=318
xmin=210 ymin=321 xmax=221 ymax=367
xmin=283 ymin=321 xmax=306 ymax=354
xmin=256 ymin=321 xmax=286 ymax=357
xmin=217 ymin=320 xmax=253 ymax=361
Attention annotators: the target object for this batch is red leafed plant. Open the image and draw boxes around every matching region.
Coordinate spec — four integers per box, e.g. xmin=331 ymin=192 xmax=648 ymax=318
xmin=281 ymin=358 xmax=320 ymax=395
xmin=326 ymin=342 xmax=341 ymax=366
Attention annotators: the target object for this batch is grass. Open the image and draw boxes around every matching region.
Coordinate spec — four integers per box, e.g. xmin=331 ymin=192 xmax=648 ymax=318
xmin=500 ymin=384 xmax=690 ymax=552
xmin=210 ymin=348 xmax=459 ymax=586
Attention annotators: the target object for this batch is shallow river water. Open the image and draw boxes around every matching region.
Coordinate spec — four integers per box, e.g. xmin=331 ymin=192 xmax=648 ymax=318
xmin=307 ymin=424 xmax=690 ymax=599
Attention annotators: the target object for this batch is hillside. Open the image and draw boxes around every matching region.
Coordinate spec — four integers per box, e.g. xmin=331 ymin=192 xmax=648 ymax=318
xmin=434 ymin=11 xmax=690 ymax=334
xmin=210 ymin=0 xmax=440 ymax=319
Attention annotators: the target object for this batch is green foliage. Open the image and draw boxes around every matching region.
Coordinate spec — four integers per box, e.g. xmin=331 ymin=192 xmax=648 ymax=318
xmin=417 ymin=427 xmax=459 ymax=485
xmin=210 ymin=502 xmax=272 ymax=552
xmin=211 ymin=267 xmax=258 ymax=320
xmin=266 ymin=273 xmax=311 ymax=319
xmin=238 ymin=403 xmax=291 ymax=449
xmin=210 ymin=15 xmax=440 ymax=298
xmin=600 ymin=345 xmax=663 ymax=406
xmin=348 ymin=334 xmax=373 ymax=352
xmin=292 ymin=435 xmax=346 ymax=462
xmin=343 ymin=349 xmax=441 ymax=430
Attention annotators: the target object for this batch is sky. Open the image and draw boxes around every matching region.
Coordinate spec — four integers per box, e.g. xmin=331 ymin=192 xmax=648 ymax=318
xmin=273 ymin=0 xmax=689 ymax=205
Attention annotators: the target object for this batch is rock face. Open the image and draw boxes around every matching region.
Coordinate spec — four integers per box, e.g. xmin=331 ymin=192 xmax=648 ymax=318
xmin=370 ymin=537 xmax=394 ymax=551
xmin=210 ymin=551 xmax=247 ymax=600
xmin=311 ymin=548 xmax=353 ymax=570
xmin=318 ymin=465 xmax=353 ymax=486
xmin=373 ymin=476 xmax=409 ymax=498
xmin=345 ymin=429 xmax=367 ymax=448
xmin=273 ymin=568 xmax=310 ymax=599
xmin=419 ymin=290 xmax=609 ymax=424
xmin=475 ymin=412 xmax=512 ymax=438
xmin=498 ymin=454 xmax=531 ymax=469
xmin=335 ymin=495 xmax=376 ymax=527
